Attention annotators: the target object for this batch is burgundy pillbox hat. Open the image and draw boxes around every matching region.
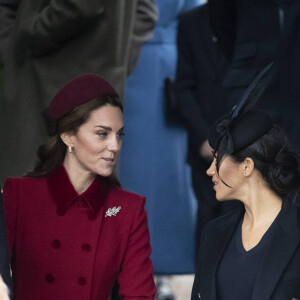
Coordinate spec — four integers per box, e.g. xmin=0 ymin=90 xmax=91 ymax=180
xmin=43 ymin=74 xmax=119 ymax=136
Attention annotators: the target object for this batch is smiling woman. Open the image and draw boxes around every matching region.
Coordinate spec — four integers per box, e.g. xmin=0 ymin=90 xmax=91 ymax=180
xmin=60 ymin=104 xmax=124 ymax=191
xmin=2 ymin=74 xmax=155 ymax=300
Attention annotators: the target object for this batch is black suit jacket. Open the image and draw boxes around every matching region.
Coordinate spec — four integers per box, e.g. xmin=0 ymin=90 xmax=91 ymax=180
xmin=0 ymin=192 xmax=11 ymax=290
xmin=192 ymin=200 xmax=300 ymax=300
xmin=175 ymin=4 xmax=229 ymax=168
xmin=217 ymin=0 xmax=300 ymax=154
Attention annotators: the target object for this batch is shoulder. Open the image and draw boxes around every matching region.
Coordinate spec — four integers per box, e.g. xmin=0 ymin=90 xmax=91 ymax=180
xmin=109 ymin=187 xmax=145 ymax=200
xmin=108 ymin=187 xmax=146 ymax=208
xmin=105 ymin=188 xmax=148 ymax=230
xmin=3 ymin=177 xmax=47 ymax=201
xmin=3 ymin=176 xmax=46 ymax=191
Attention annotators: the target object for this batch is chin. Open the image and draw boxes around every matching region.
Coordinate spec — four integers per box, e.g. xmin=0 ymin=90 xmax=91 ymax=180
xmin=217 ymin=197 xmax=233 ymax=202
xmin=97 ymin=169 xmax=114 ymax=177
xmin=215 ymin=194 xmax=229 ymax=202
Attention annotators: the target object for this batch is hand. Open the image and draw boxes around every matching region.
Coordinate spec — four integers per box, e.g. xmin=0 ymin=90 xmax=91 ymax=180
xmin=0 ymin=276 xmax=10 ymax=300
xmin=199 ymin=140 xmax=213 ymax=162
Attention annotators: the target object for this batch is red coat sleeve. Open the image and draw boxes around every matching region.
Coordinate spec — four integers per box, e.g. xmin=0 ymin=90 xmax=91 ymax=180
xmin=117 ymin=197 xmax=156 ymax=299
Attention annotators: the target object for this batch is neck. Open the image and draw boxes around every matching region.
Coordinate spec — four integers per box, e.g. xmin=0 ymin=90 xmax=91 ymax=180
xmin=242 ymin=184 xmax=282 ymax=228
xmin=63 ymin=155 xmax=95 ymax=194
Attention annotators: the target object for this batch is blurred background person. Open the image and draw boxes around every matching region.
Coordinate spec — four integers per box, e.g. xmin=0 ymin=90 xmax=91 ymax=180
xmin=2 ymin=74 xmax=155 ymax=299
xmin=175 ymin=0 xmax=240 ymax=256
xmin=212 ymin=0 xmax=300 ymax=155
xmin=0 ymin=192 xmax=11 ymax=300
xmin=0 ymin=0 xmax=17 ymax=69
xmin=118 ymin=0 xmax=203 ymax=299
xmin=0 ymin=0 xmax=158 ymax=184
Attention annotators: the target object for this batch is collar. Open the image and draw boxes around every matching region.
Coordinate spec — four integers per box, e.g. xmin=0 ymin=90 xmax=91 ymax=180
xmin=47 ymin=164 xmax=110 ymax=217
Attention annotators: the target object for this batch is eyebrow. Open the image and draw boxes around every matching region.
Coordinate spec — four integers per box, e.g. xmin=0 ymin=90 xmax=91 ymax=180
xmin=94 ymin=125 xmax=124 ymax=132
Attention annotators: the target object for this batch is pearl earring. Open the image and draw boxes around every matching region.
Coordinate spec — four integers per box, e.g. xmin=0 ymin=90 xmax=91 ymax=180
xmin=68 ymin=145 xmax=73 ymax=153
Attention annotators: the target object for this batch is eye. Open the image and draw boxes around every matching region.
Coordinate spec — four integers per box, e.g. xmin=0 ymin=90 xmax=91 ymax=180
xmin=96 ymin=131 xmax=108 ymax=138
xmin=117 ymin=131 xmax=125 ymax=140
xmin=214 ymin=159 xmax=218 ymax=167
xmin=213 ymin=155 xmax=218 ymax=167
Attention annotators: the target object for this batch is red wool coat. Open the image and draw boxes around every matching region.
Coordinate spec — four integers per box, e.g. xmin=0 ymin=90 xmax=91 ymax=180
xmin=3 ymin=165 xmax=155 ymax=300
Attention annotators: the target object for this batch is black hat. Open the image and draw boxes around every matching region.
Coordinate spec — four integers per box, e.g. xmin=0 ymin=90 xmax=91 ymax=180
xmin=208 ymin=63 xmax=274 ymax=157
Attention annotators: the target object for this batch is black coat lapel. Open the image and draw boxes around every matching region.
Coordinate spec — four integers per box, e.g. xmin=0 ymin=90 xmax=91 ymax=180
xmin=198 ymin=209 xmax=244 ymax=300
xmin=251 ymin=201 xmax=300 ymax=300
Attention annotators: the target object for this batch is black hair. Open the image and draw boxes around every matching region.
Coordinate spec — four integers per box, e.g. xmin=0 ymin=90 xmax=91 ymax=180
xmin=229 ymin=125 xmax=300 ymax=201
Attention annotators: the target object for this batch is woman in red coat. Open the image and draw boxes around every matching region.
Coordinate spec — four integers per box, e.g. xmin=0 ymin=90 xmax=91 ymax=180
xmin=2 ymin=74 xmax=155 ymax=300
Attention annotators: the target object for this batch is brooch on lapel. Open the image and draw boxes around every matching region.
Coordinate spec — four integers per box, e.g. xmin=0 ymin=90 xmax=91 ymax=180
xmin=105 ymin=206 xmax=121 ymax=217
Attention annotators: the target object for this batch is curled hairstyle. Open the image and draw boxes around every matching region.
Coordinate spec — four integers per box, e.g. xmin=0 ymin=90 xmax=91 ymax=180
xmin=230 ymin=125 xmax=300 ymax=201
xmin=27 ymin=96 xmax=123 ymax=187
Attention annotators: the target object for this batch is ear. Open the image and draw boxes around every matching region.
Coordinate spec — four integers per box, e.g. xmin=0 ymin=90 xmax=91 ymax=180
xmin=60 ymin=132 xmax=75 ymax=147
xmin=241 ymin=157 xmax=255 ymax=177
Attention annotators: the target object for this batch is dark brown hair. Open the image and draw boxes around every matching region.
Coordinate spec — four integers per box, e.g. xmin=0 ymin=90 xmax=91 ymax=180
xmin=230 ymin=125 xmax=300 ymax=201
xmin=26 ymin=96 xmax=123 ymax=187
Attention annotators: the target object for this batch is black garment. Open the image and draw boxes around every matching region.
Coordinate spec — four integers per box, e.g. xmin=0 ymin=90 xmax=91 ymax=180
xmin=214 ymin=0 xmax=300 ymax=154
xmin=192 ymin=199 xmax=300 ymax=300
xmin=217 ymin=217 xmax=277 ymax=300
xmin=0 ymin=192 xmax=12 ymax=290
xmin=175 ymin=3 xmax=239 ymax=254
xmin=176 ymin=4 xmax=229 ymax=168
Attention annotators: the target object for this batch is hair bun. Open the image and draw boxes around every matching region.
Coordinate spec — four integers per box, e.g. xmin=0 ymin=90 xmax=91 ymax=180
xmin=269 ymin=147 xmax=300 ymax=197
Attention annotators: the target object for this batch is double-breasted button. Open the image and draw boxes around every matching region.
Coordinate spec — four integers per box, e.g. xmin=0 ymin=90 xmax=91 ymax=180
xmin=52 ymin=239 xmax=61 ymax=249
xmin=45 ymin=273 xmax=55 ymax=283
xmin=81 ymin=243 xmax=91 ymax=252
xmin=78 ymin=277 xmax=87 ymax=286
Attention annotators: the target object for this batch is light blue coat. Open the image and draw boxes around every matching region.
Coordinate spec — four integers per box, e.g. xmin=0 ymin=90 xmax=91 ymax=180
xmin=120 ymin=0 xmax=203 ymax=274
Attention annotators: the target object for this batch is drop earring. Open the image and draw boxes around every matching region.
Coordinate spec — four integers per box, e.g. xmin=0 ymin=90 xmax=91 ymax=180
xmin=68 ymin=145 xmax=73 ymax=153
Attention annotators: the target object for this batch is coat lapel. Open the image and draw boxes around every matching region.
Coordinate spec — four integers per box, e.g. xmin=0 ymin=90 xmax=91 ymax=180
xmin=199 ymin=209 xmax=244 ymax=300
xmin=251 ymin=201 xmax=300 ymax=300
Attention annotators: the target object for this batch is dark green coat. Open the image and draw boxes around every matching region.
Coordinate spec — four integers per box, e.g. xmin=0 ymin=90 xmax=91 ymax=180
xmin=0 ymin=0 xmax=157 ymax=183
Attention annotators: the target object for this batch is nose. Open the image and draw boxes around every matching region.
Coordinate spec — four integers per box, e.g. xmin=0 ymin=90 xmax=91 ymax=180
xmin=107 ymin=135 xmax=121 ymax=153
xmin=206 ymin=158 xmax=216 ymax=177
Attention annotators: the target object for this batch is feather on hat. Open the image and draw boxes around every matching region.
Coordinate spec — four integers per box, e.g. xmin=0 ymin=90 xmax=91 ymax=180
xmin=208 ymin=63 xmax=274 ymax=162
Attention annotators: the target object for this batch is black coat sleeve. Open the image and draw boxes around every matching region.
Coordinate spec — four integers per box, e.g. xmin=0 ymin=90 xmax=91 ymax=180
xmin=175 ymin=9 xmax=210 ymax=150
xmin=0 ymin=192 xmax=12 ymax=290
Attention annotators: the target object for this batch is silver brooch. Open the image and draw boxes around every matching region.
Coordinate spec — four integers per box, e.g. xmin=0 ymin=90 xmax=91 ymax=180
xmin=105 ymin=206 xmax=121 ymax=217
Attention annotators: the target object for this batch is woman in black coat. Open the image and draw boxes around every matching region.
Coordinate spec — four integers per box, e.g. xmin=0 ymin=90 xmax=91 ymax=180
xmin=192 ymin=66 xmax=300 ymax=300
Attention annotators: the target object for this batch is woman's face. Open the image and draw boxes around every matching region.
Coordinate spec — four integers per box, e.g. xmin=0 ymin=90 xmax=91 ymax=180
xmin=206 ymin=155 xmax=244 ymax=201
xmin=67 ymin=105 xmax=124 ymax=177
